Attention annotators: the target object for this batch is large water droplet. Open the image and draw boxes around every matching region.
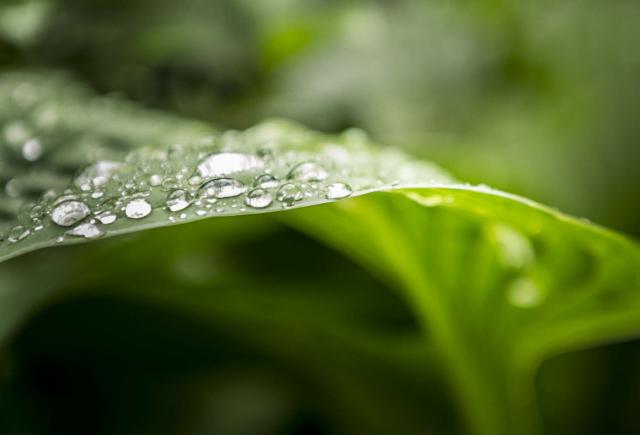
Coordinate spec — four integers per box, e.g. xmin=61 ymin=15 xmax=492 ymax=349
xmin=199 ymin=178 xmax=246 ymax=199
xmin=125 ymin=198 xmax=152 ymax=219
xmin=276 ymin=183 xmax=303 ymax=207
xmin=166 ymin=189 xmax=192 ymax=212
xmin=287 ymin=162 xmax=328 ymax=182
xmin=197 ymin=152 xmax=264 ymax=179
xmin=254 ymin=173 xmax=279 ymax=189
xmin=67 ymin=222 xmax=103 ymax=239
xmin=51 ymin=200 xmax=91 ymax=227
xmin=245 ymin=188 xmax=273 ymax=209
xmin=326 ymin=182 xmax=352 ymax=199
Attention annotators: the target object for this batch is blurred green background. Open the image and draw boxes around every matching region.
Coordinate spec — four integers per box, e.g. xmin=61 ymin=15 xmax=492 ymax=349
xmin=1 ymin=1 xmax=640 ymax=434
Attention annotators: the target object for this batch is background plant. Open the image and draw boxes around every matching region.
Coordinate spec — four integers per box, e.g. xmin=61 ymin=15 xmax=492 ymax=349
xmin=0 ymin=1 xmax=639 ymax=435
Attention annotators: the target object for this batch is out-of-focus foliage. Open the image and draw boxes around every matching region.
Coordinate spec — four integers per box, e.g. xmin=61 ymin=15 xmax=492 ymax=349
xmin=1 ymin=1 xmax=640 ymax=435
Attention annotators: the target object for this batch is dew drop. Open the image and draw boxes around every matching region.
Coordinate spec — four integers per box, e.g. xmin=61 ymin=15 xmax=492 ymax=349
xmin=254 ymin=174 xmax=279 ymax=189
xmin=51 ymin=200 xmax=91 ymax=227
xmin=67 ymin=223 xmax=103 ymax=239
xmin=166 ymin=189 xmax=192 ymax=212
xmin=125 ymin=198 xmax=152 ymax=219
xmin=199 ymin=178 xmax=246 ymax=199
xmin=149 ymin=174 xmax=162 ymax=186
xmin=276 ymin=183 xmax=303 ymax=207
xmin=7 ymin=225 xmax=29 ymax=243
xmin=326 ymin=182 xmax=352 ymax=199
xmin=197 ymin=152 xmax=264 ymax=178
xmin=245 ymin=188 xmax=273 ymax=209
xmin=95 ymin=210 xmax=117 ymax=225
xmin=287 ymin=162 xmax=328 ymax=182
xmin=75 ymin=161 xmax=121 ymax=191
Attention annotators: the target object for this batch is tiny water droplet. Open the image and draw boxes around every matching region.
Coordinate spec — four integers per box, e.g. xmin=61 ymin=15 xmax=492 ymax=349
xmin=149 ymin=174 xmax=162 ymax=186
xmin=7 ymin=225 xmax=29 ymax=243
xmin=325 ymin=182 xmax=352 ymax=199
xmin=199 ymin=178 xmax=246 ymax=199
xmin=245 ymin=188 xmax=273 ymax=209
xmin=75 ymin=161 xmax=121 ymax=191
xmin=254 ymin=174 xmax=278 ymax=189
xmin=67 ymin=223 xmax=103 ymax=239
xmin=161 ymin=177 xmax=179 ymax=191
xmin=276 ymin=183 xmax=303 ymax=207
xmin=166 ymin=189 xmax=192 ymax=212
xmin=197 ymin=152 xmax=264 ymax=178
xmin=125 ymin=198 xmax=152 ymax=219
xmin=51 ymin=200 xmax=91 ymax=227
xmin=287 ymin=162 xmax=328 ymax=182
xmin=95 ymin=210 xmax=117 ymax=225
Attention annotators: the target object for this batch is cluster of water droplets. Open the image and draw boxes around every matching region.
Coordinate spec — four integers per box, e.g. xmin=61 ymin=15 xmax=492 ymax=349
xmin=0 ymin=74 xmax=453 ymax=252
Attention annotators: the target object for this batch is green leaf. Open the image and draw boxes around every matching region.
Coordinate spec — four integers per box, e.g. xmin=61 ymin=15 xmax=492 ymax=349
xmin=1 ymin=73 xmax=639 ymax=435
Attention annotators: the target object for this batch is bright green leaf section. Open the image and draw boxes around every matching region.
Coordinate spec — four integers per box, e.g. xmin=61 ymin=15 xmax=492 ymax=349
xmin=1 ymin=73 xmax=639 ymax=435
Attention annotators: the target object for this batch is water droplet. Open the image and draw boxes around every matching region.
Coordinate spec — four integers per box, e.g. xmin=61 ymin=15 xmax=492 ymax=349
xmin=161 ymin=177 xmax=178 ymax=191
xmin=7 ymin=225 xmax=29 ymax=243
xmin=199 ymin=178 xmax=246 ymax=199
xmin=166 ymin=189 xmax=192 ymax=212
xmin=197 ymin=152 xmax=264 ymax=178
xmin=254 ymin=174 xmax=279 ymax=189
xmin=51 ymin=200 xmax=91 ymax=227
xmin=29 ymin=204 xmax=44 ymax=220
xmin=22 ymin=138 xmax=42 ymax=161
xmin=149 ymin=174 xmax=162 ymax=186
xmin=67 ymin=223 xmax=103 ymax=239
xmin=326 ymin=182 xmax=352 ymax=199
xmin=95 ymin=210 xmax=117 ymax=225
xmin=276 ymin=183 xmax=303 ymax=207
xmin=75 ymin=161 xmax=121 ymax=191
xmin=245 ymin=188 xmax=273 ymax=209
xmin=125 ymin=198 xmax=152 ymax=219
xmin=287 ymin=162 xmax=328 ymax=182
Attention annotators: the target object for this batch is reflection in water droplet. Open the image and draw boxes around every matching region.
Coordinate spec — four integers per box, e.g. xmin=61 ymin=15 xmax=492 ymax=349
xmin=67 ymin=222 xmax=103 ymax=239
xmin=326 ymin=182 xmax=352 ymax=199
xmin=276 ymin=183 xmax=303 ymax=207
xmin=166 ymin=189 xmax=192 ymax=212
xmin=125 ymin=198 xmax=152 ymax=219
xmin=22 ymin=138 xmax=43 ymax=161
xmin=197 ymin=152 xmax=264 ymax=178
xmin=254 ymin=174 xmax=278 ymax=189
xmin=199 ymin=178 xmax=246 ymax=199
xmin=245 ymin=188 xmax=273 ymax=209
xmin=507 ymin=278 xmax=544 ymax=308
xmin=287 ymin=162 xmax=328 ymax=182
xmin=51 ymin=200 xmax=91 ymax=227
